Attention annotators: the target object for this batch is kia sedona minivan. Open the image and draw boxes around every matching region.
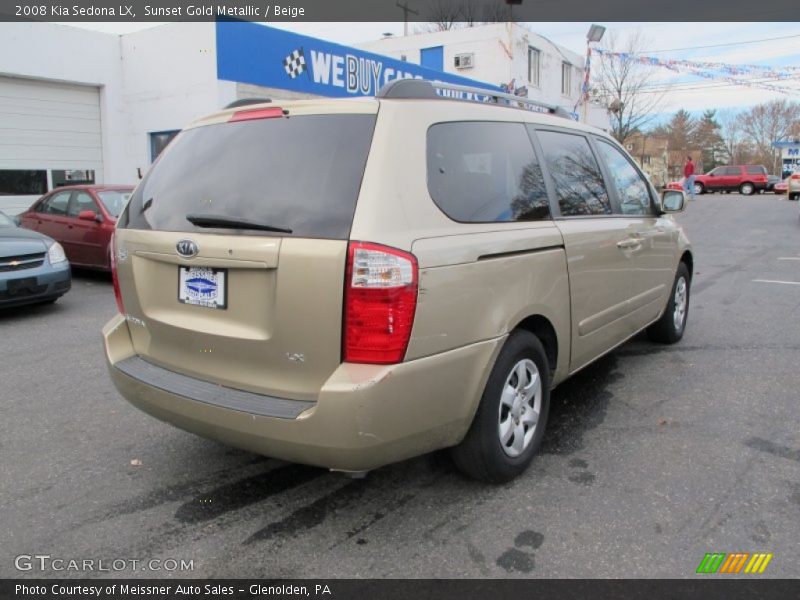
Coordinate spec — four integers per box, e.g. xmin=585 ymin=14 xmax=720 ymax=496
xmin=104 ymin=80 xmax=692 ymax=483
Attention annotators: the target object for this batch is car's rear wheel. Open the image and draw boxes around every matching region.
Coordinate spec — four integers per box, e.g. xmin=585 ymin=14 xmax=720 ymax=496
xmin=740 ymin=182 xmax=755 ymax=195
xmin=647 ymin=262 xmax=690 ymax=344
xmin=451 ymin=330 xmax=550 ymax=483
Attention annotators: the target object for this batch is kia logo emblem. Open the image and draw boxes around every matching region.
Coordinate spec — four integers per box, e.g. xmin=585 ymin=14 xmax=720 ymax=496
xmin=176 ymin=239 xmax=199 ymax=258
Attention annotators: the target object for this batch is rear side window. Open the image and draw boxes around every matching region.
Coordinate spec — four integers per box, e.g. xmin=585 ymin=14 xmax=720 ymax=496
xmin=535 ymin=129 xmax=611 ymax=216
xmin=746 ymin=166 xmax=766 ymax=175
xmin=427 ymin=122 xmax=550 ymax=223
xmin=119 ymin=114 xmax=376 ymax=239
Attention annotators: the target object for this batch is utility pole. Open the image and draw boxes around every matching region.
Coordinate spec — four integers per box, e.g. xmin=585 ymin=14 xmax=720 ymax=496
xmin=396 ymin=1 xmax=419 ymax=37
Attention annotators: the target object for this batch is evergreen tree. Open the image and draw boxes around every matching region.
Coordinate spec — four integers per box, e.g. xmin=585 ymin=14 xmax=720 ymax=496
xmin=693 ymin=110 xmax=725 ymax=170
xmin=666 ymin=109 xmax=696 ymax=152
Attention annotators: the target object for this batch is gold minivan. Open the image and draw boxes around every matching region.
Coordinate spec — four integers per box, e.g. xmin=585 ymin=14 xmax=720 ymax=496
xmin=104 ymin=80 xmax=692 ymax=483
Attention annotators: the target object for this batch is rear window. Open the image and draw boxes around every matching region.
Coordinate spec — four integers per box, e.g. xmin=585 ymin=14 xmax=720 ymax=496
xmin=426 ymin=122 xmax=551 ymax=223
xmin=119 ymin=114 xmax=376 ymax=239
xmin=746 ymin=166 xmax=767 ymax=175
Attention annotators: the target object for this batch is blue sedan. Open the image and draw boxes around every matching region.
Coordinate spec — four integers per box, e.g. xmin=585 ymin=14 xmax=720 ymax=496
xmin=0 ymin=211 xmax=71 ymax=308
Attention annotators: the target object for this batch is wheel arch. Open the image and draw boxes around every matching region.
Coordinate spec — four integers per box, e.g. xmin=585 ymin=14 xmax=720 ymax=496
xmin=513 ymin=314 xmax=558 ymax=379
xmin=680 ymin=250 xmax=694 ymax=280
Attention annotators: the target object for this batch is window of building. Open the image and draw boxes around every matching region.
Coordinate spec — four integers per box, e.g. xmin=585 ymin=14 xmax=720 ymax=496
xmin=534 ymin=129 xmax=611 ymax=216
xmin=0 ymin=170 xmax=48 ymax=195
xmin=427 ymin=122 xmax=551 ymax=223
xmin=52 ymin=169 xmax=95 ymax=188
xmin=561 ymin=62 xmax=572 ymax=96
xmin=150 ymin=130 xmax=180 ymax=162
xmin=528 ymin=47 xmax=540 ymax=87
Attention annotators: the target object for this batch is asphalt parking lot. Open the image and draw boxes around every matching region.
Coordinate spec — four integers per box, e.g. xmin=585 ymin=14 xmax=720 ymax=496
xmin=2 ymin=193 xmax=799 ymax=579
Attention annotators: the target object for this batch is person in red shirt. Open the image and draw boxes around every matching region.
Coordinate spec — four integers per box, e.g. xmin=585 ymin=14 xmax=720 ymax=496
xmin=683 ymin=156 xmax=696 ymax=201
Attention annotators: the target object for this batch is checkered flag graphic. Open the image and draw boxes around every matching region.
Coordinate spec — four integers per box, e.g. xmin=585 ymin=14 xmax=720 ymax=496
xmin=283 ymin=48 xmax=307 ymax=79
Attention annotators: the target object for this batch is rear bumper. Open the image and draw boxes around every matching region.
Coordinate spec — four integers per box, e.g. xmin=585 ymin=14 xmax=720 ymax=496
xmin=0 ymin=261 xmax=71 ymax=308
xmin=103 ymin=314 xmax=503 ymax=472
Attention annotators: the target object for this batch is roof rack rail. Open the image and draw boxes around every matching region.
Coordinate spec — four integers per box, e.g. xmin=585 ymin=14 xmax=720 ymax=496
xmin=224 ymin=98 xmax=272 ymax=109
xmin=376 ymin=79 xmax=574 ymax=120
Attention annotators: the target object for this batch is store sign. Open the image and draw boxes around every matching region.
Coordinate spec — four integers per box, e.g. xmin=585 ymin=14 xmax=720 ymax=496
xmin=216 ymin=20 xmax=500 ymax=98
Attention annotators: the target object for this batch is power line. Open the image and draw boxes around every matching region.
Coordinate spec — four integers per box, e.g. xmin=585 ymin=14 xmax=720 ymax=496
xmin=640 ymin=33 xmax=800 ymax=54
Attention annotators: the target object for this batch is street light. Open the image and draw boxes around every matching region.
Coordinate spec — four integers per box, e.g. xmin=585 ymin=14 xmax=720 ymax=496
xmin=587 ymin=24 xmax=606 ymax=44
xmin=581 ymin=24 xmax=606 ymax=123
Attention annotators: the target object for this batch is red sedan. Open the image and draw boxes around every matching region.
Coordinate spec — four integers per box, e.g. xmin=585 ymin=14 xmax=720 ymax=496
xmin=19 ymin=185 xmax=134 ymax=271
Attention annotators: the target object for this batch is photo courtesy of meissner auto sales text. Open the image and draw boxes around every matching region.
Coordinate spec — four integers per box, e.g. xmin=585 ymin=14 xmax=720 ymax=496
xmin=1 ymin=0 xmax=799 ymax=598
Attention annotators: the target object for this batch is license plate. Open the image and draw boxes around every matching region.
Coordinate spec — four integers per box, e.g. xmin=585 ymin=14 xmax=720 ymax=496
xmin=178 ymin=266 xmax=227 ymax=309
xmin=8 ymin=277 xmax=36 ymax=295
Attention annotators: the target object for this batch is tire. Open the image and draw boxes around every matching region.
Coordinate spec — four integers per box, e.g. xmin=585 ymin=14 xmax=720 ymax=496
xmin=693 ymin=183 xmax=704 ymax=195
xmin=451 ymin=330 xmax=550 ymax=483
xmin=739 ymin=182 xmax=755 ymax=195
xmin=647 ymin=262 xmax=690 ymax=344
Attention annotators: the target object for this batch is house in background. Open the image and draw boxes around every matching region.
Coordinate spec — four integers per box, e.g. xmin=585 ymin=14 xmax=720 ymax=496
xmin=625 ymin=133 xmax=670 ymax=188
xmin=357 ymin=23 xmax=611 ymax=130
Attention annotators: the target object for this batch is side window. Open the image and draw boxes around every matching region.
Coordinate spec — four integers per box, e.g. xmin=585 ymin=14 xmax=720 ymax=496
xmin=67 ymin=192 xmax=99 ymax=218
xmin=709 ymin=167 xmax=724 ymax=176
xmin=534 ymin=129 xmax=612 ymax=216
xmin=595 ymin=140 xmax=653 ymax=216
xmin=426 ymin=122 xmax=551 ymax=223
xmin=39 ymin=191 xmax=71 ymax=215
xmin=723 ymin=167 xmax=739 ymax=176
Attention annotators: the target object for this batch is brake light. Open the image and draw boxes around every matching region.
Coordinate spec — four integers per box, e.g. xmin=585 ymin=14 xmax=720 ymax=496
xmin=228 ymin=107 xmax=284 ymax=122
xmin=343 ymin=242 xmax=418 ymax=364
xmin=792 ymin=174 xmax=800 ymax=180
xmin=110 ymin=232 xmax=125 ymax=314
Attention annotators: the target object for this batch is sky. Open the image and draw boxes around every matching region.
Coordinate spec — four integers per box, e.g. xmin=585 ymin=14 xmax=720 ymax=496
xmin=61 ymin=21 xmax=800 ymax=122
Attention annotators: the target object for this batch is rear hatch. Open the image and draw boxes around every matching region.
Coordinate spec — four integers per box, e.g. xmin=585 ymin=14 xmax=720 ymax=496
xmin=115 ymin=101 xmax=377 ymax=401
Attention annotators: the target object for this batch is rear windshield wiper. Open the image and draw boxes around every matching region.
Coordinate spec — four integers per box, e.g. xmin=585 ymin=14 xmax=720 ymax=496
xmin=186 ymin=213 xmax=293 ymax=234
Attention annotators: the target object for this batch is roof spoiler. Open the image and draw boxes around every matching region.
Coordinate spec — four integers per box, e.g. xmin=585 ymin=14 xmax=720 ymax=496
xmin=224 ymin=98 xmax=272 ymax=109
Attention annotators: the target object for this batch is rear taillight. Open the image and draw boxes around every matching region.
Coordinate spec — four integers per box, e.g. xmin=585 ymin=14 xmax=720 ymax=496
xmin=343 ymin=242 xmax=418 ymax=364
xmin=792 ymin=174 xmax=800 ymax=180
xmin=110 ymin=233 xmax=125 ymax=314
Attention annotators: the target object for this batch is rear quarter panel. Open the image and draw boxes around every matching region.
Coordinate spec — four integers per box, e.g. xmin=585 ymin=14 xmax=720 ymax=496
xmin=351 ymin=100 xmax=573 ymax=384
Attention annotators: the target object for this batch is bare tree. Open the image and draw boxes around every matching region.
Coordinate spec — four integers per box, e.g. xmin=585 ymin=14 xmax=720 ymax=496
xmin=718 ymin=110 xmax=753 ymax=165
xmin=480 ymin=0 xmax=512 ymax=22
xmin=593 ymin=31 xmax=668 ymax=145
xmin=417 ymin=0 xmax=464 ymax=32
xmin=740 ymin=99 xmax=800 ymax=173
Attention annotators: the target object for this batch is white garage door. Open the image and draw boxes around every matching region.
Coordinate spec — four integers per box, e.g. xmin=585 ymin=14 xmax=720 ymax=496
xmin=0 ymin=76 xmax=103 ymax=214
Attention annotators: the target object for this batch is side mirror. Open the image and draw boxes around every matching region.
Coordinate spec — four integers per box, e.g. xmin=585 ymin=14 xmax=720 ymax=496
xmin=11 ymin=215 xmax=21 ymax=226
xmin=660 ymin=190 xmax=685 ymax=213
xmin=78 ymin=210 xmax=99 ymax=222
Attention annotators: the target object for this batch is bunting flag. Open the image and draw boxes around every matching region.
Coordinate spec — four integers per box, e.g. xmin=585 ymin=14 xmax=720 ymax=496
xmin=593 ymin=48 xmax=799 ymax=95
xmin=575 ymin=42 xmax=593 ymax=113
